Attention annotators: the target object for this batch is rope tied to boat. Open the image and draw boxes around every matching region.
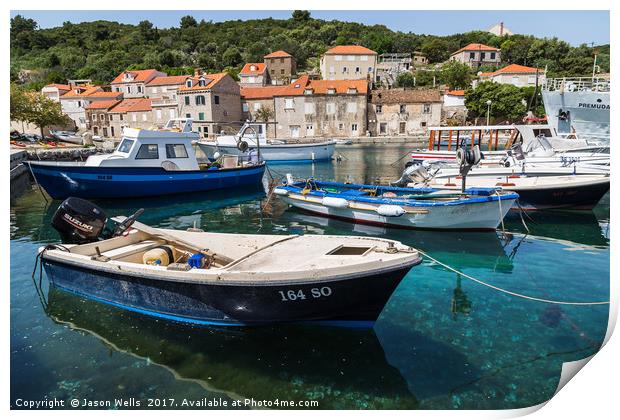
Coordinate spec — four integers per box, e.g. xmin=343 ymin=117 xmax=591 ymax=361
xmin=418 ymin=250 xmax=609 ymax=306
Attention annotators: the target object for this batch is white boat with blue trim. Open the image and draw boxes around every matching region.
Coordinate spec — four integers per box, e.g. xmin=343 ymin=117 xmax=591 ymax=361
xmin=275 ymin=179 xmax=518 ymax=231
xmin=197 ymin=122 xmax=336 ymax=163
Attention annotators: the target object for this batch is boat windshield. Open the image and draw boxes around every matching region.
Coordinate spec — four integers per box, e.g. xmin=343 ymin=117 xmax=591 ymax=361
xmin=116 ymin=138 xmax=135 ymax=154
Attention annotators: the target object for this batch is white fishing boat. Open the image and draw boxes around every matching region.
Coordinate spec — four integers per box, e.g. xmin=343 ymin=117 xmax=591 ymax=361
xmin=197 ymin=122 xmax=336 ymax=163
xmin=411 ymin=124 xmax=609 ymax=167
xmin=38 ymin=198 xmax=421 ymax=326
xmin=49 ymin=130 xmax=83 ymax=145
xmin=395 ymin=161 xmax=610 ymax=210
xmin=276 ymin=179 xmax=518 ymax=231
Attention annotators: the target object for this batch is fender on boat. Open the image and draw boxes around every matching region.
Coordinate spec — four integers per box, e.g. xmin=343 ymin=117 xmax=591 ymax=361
xmin=322 ymin=197 xmax=349 ymax=208
xmin=274 ymin=188 xmax=289 ymax=196
xmin=376 ymin=204 xmax=406 ymax=217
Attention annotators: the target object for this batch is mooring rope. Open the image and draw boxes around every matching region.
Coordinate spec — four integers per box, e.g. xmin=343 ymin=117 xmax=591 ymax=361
xmin=418 ymin=250 xmax=609 ymax=306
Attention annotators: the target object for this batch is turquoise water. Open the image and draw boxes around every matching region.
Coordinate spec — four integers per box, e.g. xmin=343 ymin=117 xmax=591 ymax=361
xmin=11 ymin=144 xmax=610 ymax=409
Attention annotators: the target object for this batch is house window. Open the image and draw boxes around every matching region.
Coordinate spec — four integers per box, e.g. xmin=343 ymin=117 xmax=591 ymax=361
xmin=100 ymin=114 xmax=104 ymax=120
xmin=423 ymin=103 xmax=431 ymax=114
xmin=138 ymin=85 xmax=143 ymax=93
xmin=338 ymin=123 xmax=344 ymax=131
xmin=342 ymin=66 xmax=348 ymax=74
xmin=304 ymin=103 xmax=315 ymax=114
xmin=119 ymin=114 xmax=123 ymax=121
xmin=284 ymin=98 xmax=295 ymax=109
xmin=186 ymin=80 xmax=193 ymax=88
xmin=184 ymin=96 xmax=190 ymax=105
xmin=165 ymin=144 xmax=189 ymax=159
xmin=103 ymin=128 xmax=108 ymax=137
xmin=108 ymin=114 xmax=112 ymax=121
xmin=111 ymin=127 xmax=115 ymax=137
xmin=203 ymin=126 xmax=209 ymax=135
xmin=399 ymin=122 xmax=406 ymax=134
xmin=253 ymin=102 xmax=261 ymax=111
xmin=326 ymin=103 xmax=336 ymax=114
xmin=93 ymin=127 xmax=98 ymax=135
xmin=379 ymin=123 xmax=387 ymax=134
xmin=198 ymin=112 xmax=205 ymax=121
xmin=156 ymin=109 xmax=162 ymax=120
xmin=127 ymin=86 xmax=131 ymax=94
xmin=280 ymin=69 xmax=285 ymax=75
xmin=421 ymin=121 xmax=427 ymax=128
xmin=481 ymin=52 xmax=486 ymax=60
xmin=469 ymin=52 xmax=475 ymax=60
xmin=376 ymin=105 xmax=382 ymax=114
xmin=271 ymin=69 xmax=275 ymax=74
xmin=199 ymin=78 xmax=206 ymax=87
xmin=400 ymin=104 xmax=406 ymax=113
xmin=242 ymin=103 xmax=249 ymax=112
xmin=135 ymin=144 xmax=159 ymax=159
xmin=351 ymin=123 xmax=358 ymax=132
xmin=368 ymin=67 xmax=373 ymax=73
xmin=490 ymin=52 xmax=496 ymax=60
xmin=355 ymin=67 xmax=360 ymax=73
xmin=195 ymin=95 xmax=206 ymax=105
xmin=280 ymin=58 xmax=284 ymax=63
xmin=77 ymin=101 xmax=82 ymax=107
xmin=92 ymin=115 xmax=97 ymax=122
xmin=346 ymin=102 xmax=357 ymax=113
xmin=290 ymin=125 xmax=300 ymax=138
xmin=132 ymin=114 xmax=137 ymax=122
xmin=214 ymin=95 xmax=220 ymax=105
xmin=186 ymin=113 xmax=191 ymax=119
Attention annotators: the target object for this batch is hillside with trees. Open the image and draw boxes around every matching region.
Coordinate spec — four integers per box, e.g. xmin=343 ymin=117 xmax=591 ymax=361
xmin=11 ymin=11 xmax=609 ymax=90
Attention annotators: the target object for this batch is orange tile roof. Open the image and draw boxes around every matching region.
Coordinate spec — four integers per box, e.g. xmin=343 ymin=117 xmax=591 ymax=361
xmin=111 ymin=69 xmax=164 ymax=84
xmin=109 ymin=98 xmax=152 ymax=113
xmin=305 ymin=79 xmax=368 ymax=95
xmin=239 ymin=63 xmax=267 ymax=76
xmin=493 ymin=64 xmax=542 ymax=75
xmin=324 ymin=45 xmax=377 ymax=55
xmin=146 ymin=75 xmax=191 ymax=86
xmin=88 ymin=91 xmax=124 ymax=98
xmin=60 ymin=85 xmax=104 ymax=98
xmin=446 ymin=89 xmax=465 ymax=96
xmin=85 ymin=100 xmax=121 ymax=110
xmin=177 ymin=73 xmax=228 ymax=92
xmin=241 ymin=86 xmax=287 ymax=100
xmin=264 ymin=50 xmax=292 ymax=59
xmin=44 ymin=83 xmax=71 ymax=90
xmin=453 ymin=43 xmax=500 ymax=55
xmin=479 ymin=72 xmax=495 ymax=78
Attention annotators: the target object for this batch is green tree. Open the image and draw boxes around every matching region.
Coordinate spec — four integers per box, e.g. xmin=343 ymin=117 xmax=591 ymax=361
xmin=25 ymin=92 xmax=71 ymax=137
xmin=180 ymin=15 xmax=198 ymax=29
xmin=414 ymin=70 xmax=437 ymax=87
xmin=10 ymin=82 xmax=30 ymax=122
xmin=254 ymin=106 xmax=274 ymax=122
xmin=439 ymin=61 xmax=472 ymax=89
xmin=465 ymin=81 xmax=530 ymax=122
xmin=395 ymin=72 xmax=415 ymax=88
xmin=292 ymin=10 xmax=311 ymax=22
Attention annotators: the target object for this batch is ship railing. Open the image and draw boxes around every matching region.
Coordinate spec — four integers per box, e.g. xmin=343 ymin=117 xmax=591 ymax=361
xmin=544 ymin=77 xmax=610 ymax=92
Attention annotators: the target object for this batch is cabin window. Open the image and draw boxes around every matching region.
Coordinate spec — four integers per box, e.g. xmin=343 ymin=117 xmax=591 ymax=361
xmin=184 ymin=96 xmax=190 ymax=105
xmin=214 ymin=95 xmax=220 ymax=105
xmin=135 ymin=144 xmax=159 ymax=159
xmin=195 ymin=95 xmax=206 ymax=105
xmin=166 ymin=144 xmax=189 ymax=159
xmin=117 ymin=139 xmax=134 ymax=153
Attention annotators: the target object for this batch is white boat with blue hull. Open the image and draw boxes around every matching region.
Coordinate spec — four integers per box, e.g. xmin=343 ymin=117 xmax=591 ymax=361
xmin=197 ymin=122 xmax=336 ymax=163
xmin=28 ymin=119 xmax=265 ymax=199
xmin=276 ymin=180 xmax=518 ymax=231
xmin=39 ymin=198 xmax=421 ymax=326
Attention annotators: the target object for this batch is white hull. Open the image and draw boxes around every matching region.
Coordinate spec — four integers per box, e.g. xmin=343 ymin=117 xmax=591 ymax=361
xmin=281 ymin=194 xmax=514 ymax=231
xmin=542 ymin=90 xmax=610 ymax=141
xmin=198 ymin=142 xmax=335 ymax=162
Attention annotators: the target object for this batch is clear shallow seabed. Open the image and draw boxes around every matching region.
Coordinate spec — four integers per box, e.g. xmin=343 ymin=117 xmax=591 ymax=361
xmin=10 ymin=144 xmax=610 ymax=409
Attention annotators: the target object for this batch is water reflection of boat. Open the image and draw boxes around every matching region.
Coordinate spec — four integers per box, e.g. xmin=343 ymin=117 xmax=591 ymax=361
xmin=283 ymin=212 xmax=515 ymax=273
xmin=45 ymin=287 xmax=419 ymax=409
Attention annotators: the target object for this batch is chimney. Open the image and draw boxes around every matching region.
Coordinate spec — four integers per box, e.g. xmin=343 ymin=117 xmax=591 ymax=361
xmin=500 ymin=22 xmax=504 ymax=37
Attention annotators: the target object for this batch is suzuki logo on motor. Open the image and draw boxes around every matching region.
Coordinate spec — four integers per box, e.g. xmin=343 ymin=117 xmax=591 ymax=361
xmin=63 ymin=213 xmax=94 ymax=232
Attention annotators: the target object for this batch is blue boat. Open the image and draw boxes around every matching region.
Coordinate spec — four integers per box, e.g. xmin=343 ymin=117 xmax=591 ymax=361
xmin=27 ymin=119 xmax=266 ymax=199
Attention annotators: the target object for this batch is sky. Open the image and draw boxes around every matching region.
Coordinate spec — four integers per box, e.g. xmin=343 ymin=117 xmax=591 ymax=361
xmin=10 ymin=10 xmax=610 ymax=46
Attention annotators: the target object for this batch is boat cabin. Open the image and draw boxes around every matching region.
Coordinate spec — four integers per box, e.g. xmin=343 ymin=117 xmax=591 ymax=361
xmin=85 ymin=119 xmax=202 ymax=170
xmin=215 ymin=122 xmax=269 ymax=147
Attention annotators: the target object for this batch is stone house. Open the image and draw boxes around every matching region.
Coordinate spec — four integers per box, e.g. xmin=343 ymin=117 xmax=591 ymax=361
xmin=59 ymin=85 xmax=123 ymax=130
xmin=105 ymin=98 xmax=154 ymax=139
xmin=443 ymin=90 xmax=468 ymax=123
xmin=367 ymin=89 xmax=442 ymax=136
xmin=449 ymin=43 xmax=501 ymax=69
xmin=412 ymin=52 xmax=428 ymax=66
xmin=85 ymin=99 xmax=122 ymax=138
xmin=376 ymin=53 xmax=413 ymax=87
xmin=264 ymin=51 xmax=297 ymax=85
xmin=240 ymin=85 xmax=284 ymax=138
xmin=176 ymin=72 xmax=242 ymax=138
xmin=476 ymin=64 xmax=546 ymax=88
xmin=273 ymin=77 xmax=368 ymax=139
xmin=110 ymin=69 xmax=166 ymax=98
xmin=320 ymin=45 xmax=377 ymax=82
xmin=239 ymin=63 xmax=268 ymax=87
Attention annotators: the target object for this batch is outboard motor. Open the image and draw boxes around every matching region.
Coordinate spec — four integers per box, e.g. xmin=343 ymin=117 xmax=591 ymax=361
xmin=391 ymin=162 xmax=432 ymax=187
xmin=456 ymin=145 xmax=482 ymax=192
xmin=51 ymin=197 xmax=107 ymax=244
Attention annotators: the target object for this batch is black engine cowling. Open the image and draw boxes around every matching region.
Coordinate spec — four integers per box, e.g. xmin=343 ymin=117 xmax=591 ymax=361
xmin=51 ymin=197 xmax=107 ymax=244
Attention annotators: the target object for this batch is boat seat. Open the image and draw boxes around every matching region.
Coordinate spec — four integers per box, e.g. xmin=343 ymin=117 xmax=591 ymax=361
xmin=101 ymin=240 xmax=166 ymax=260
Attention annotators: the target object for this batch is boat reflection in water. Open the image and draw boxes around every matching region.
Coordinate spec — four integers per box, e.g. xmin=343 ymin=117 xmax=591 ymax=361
xmin=44 ymin=287 xmax=421 ymax=409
